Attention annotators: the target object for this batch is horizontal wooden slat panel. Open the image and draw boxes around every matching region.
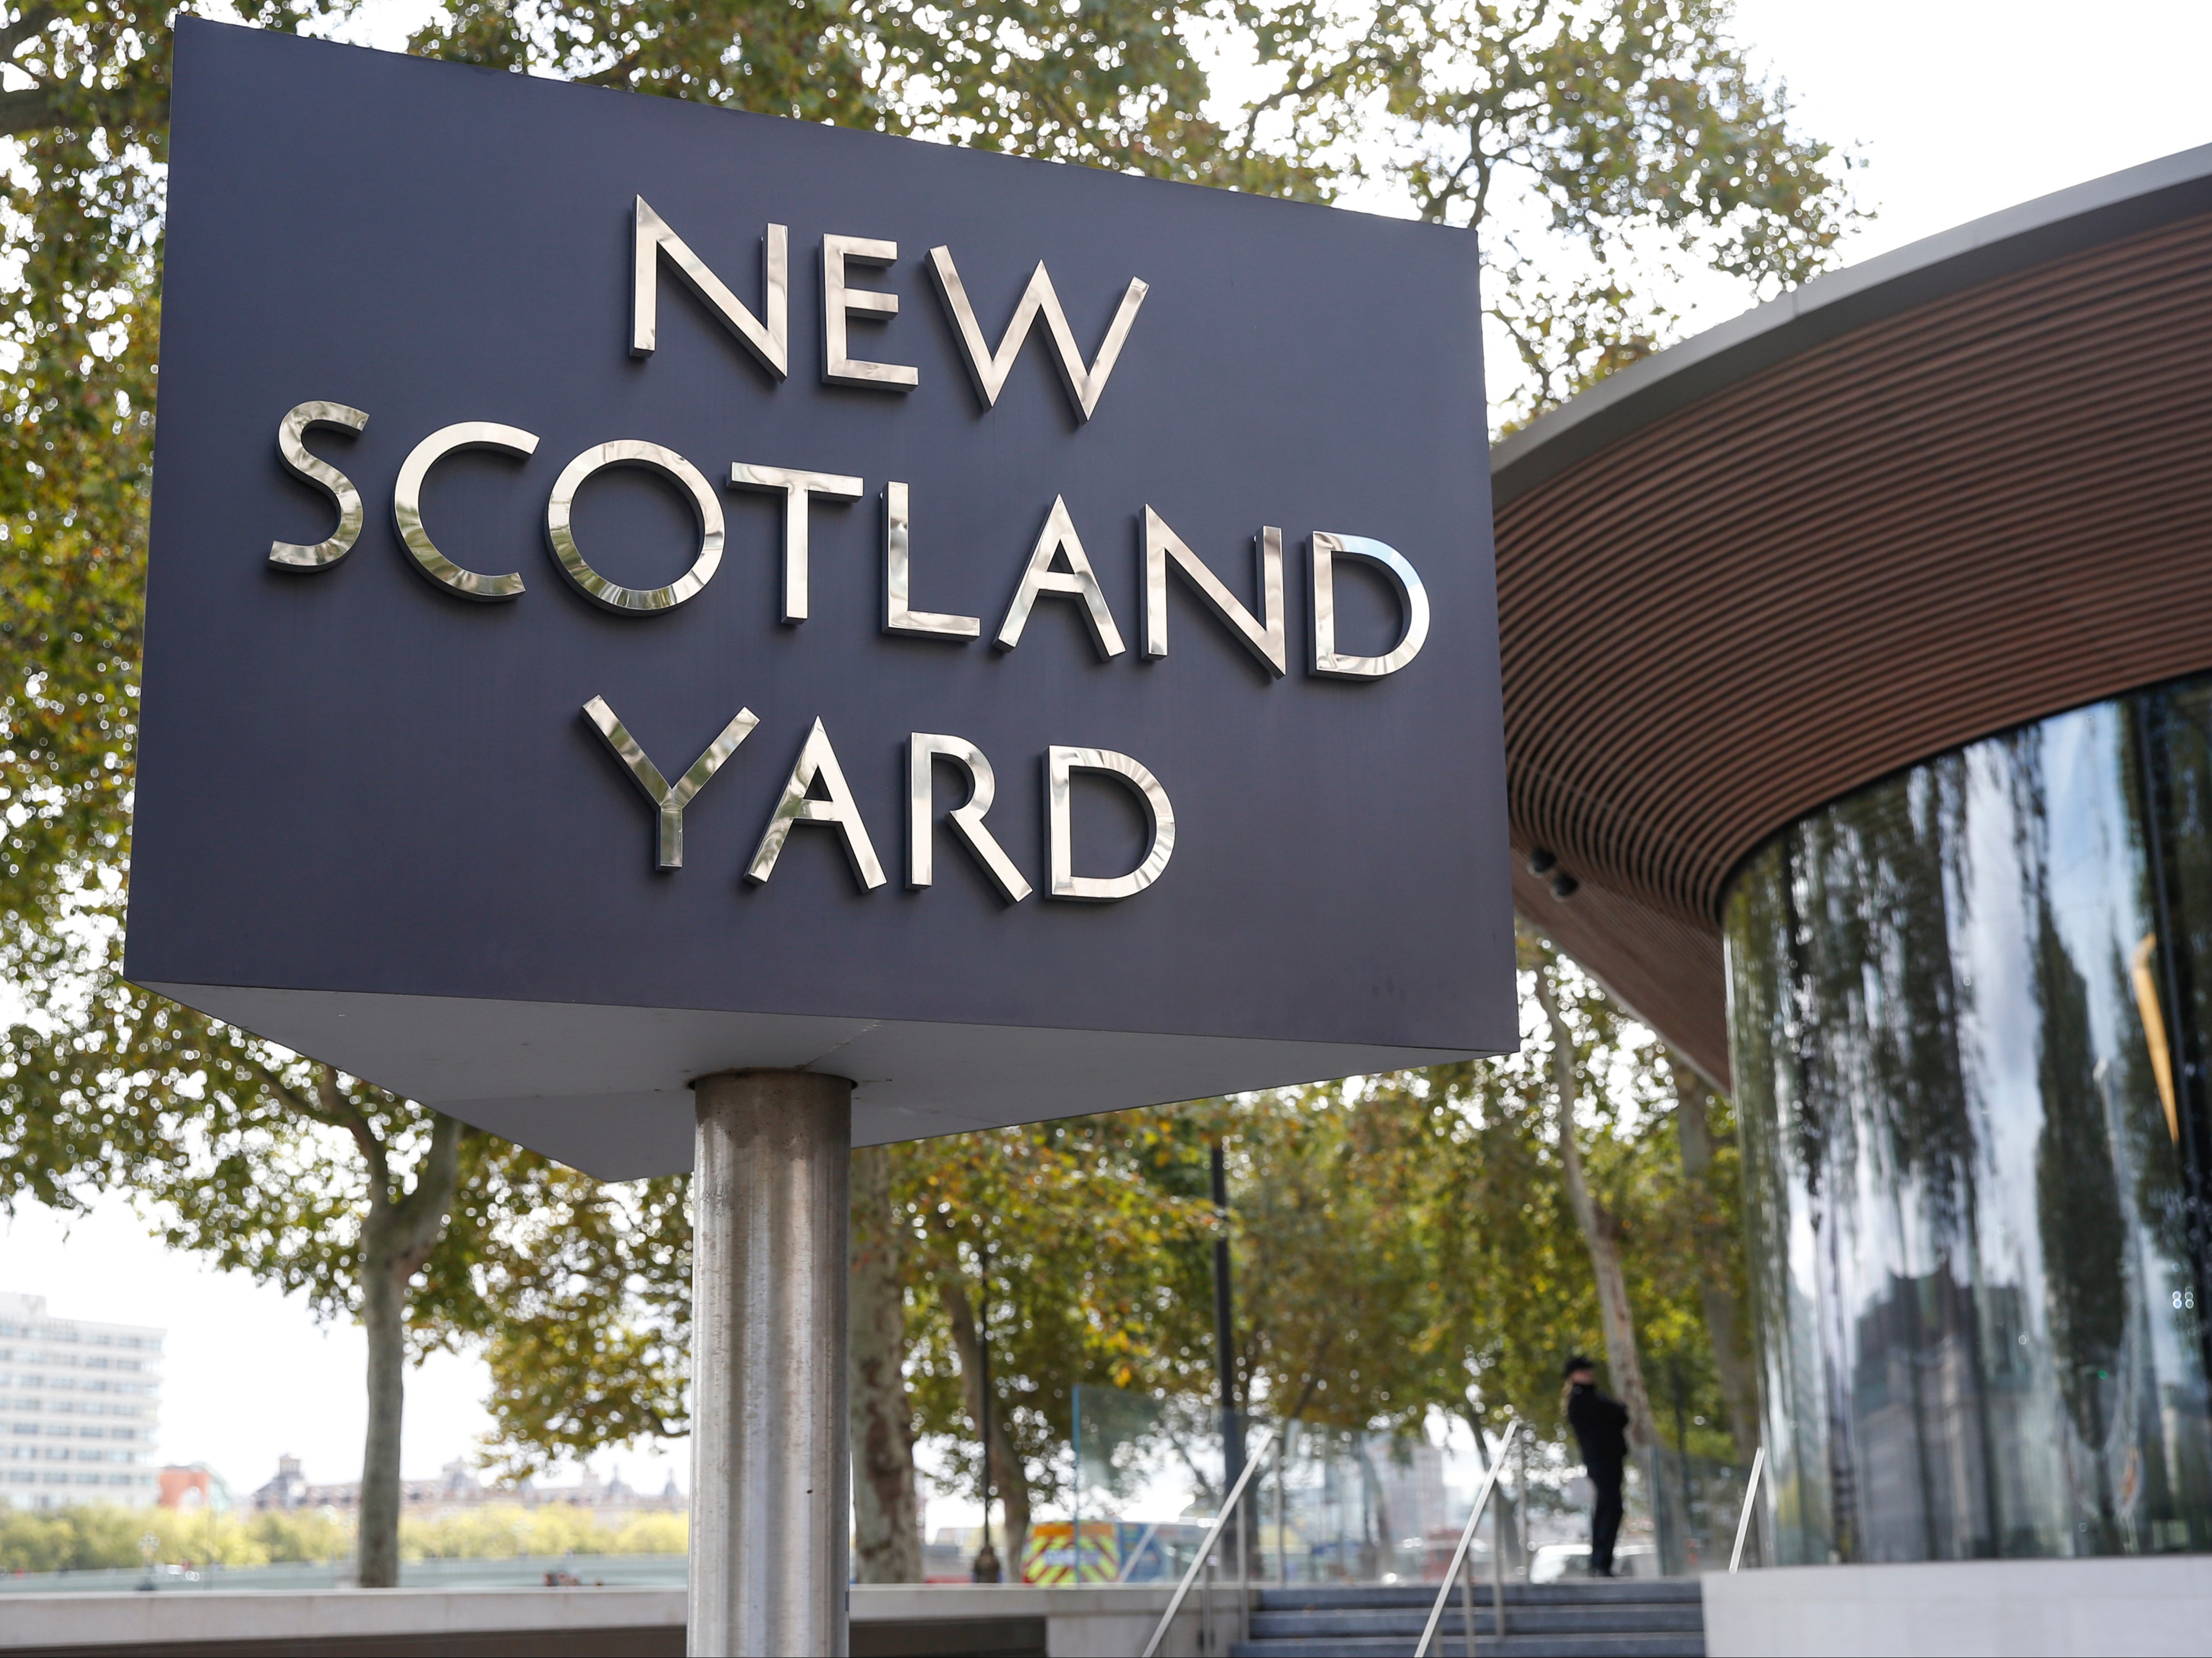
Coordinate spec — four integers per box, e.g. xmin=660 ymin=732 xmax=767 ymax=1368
xmin=1498 ymin=211 xmax=2212 ymax=1086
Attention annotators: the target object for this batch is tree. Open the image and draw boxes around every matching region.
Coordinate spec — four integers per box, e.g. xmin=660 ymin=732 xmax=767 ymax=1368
xmin=1228 ymin=0 xmax=1861 ymax=425
xmin=894 ymin=1109 xmax=1219 ymax=1572
xmin=1533 ymin=966 xmax=1659 ymax=1449
xmin=850 ymin=1144 xmax=922 ymax=1581
xmin=0 ymin=983 xmax=489 ymax=1585
xmin=1668 ymin=1061 xmax=1758 ymax=1466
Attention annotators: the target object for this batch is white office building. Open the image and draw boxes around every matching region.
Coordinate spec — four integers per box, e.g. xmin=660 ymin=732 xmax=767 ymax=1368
xmin=0 ymin=1292 xmax=162 ymax=1509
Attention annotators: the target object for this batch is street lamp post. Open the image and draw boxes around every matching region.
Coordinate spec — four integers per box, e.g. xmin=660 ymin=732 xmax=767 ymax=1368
xmin=971 ymin=1234 xmax=1002 ymax=1583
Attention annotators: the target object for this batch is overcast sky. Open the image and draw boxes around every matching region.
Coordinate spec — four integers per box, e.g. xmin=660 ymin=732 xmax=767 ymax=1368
xmin=7 ymin=0 xmax=2211 ymax=1504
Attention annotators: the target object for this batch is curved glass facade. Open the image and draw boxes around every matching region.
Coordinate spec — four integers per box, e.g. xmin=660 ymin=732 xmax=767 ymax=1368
xmin=1725 ymin=678 xmax=2212 ymax=1562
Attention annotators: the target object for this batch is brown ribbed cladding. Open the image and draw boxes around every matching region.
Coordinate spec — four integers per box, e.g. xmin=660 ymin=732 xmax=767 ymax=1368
xmin=1499 ymin=210 xmax=2212 ymax=1087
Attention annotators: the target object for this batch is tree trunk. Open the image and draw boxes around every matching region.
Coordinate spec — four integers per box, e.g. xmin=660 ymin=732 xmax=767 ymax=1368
xmin=1671 ymin=1064 xmax=1762 ymax=1467
xmin=939 ymin=1278 xmax=1030 ymax=1572
xmin=850 ymin=1146 xmax=922 ymax=1582
xmin=1535 ymin=974 xmax=1690 ymax=1569
xmin=356 ymin=1215 xmax=408 ymax=1589
xmin=349 ymin=1098 xmax=465 ymax=1589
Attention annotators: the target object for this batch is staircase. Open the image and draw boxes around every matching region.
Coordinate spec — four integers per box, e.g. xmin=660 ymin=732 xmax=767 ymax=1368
xmin=1229 ymin=1578 xmax=1707 ymax=1658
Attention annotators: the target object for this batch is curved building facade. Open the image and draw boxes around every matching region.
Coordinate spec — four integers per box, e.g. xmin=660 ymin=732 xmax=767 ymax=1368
xmin=1492 ymin=143 xmax=2212 ymax=1562
xmin=1727 ymin=683 xmax=2212 ymax=1561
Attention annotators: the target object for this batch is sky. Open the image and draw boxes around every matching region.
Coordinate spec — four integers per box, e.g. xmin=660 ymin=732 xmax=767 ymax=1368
xmin=7 ymin=0 xmax=2212 ymax=1507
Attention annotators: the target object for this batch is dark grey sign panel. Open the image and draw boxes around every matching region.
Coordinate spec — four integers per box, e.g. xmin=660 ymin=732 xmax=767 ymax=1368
xmin=126 ymin=19 xmax=1513 ymax=1176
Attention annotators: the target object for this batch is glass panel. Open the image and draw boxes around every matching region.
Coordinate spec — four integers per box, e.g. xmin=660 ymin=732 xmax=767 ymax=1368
xmin=1724 ymin=687 xmax=2212 ymax=1562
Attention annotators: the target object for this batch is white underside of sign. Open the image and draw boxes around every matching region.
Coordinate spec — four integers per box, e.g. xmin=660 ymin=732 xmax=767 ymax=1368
xmin=138 ymin=982 xmax=1478 ymax=1179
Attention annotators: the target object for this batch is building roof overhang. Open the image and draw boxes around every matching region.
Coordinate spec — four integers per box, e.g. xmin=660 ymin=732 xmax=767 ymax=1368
xmin=1494 ymin=143 xmax=2212 ymax=1086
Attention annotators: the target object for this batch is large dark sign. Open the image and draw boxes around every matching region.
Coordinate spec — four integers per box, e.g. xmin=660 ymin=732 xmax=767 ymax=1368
xmin=125 ymin=19 xmax=1513 ymax=1177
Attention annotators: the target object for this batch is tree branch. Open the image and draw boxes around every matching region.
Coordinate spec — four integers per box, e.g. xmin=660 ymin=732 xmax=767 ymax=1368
xmin=388 ymin=1111 xmax=466 ymax=1277
xmin=311 ymin=1062 xmax=388 ymax=1196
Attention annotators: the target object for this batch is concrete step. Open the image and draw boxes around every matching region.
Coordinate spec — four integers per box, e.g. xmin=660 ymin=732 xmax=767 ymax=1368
xmin=1254 ymin=1579 xmax=1704 ymax=1611
xmin=1232 ymin=1634 xmax=1705 ymax=1658
xmin=1249 ymin=1604 xmax=1706 ymax=1639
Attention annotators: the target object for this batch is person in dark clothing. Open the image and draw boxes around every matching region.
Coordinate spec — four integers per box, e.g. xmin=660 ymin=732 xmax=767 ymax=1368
xmin=1563 ymin=1355 xmax=1630 ymax=1577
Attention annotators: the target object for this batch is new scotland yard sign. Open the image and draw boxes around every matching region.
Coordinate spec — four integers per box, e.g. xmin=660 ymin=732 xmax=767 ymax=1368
xmin=124 ymin=19 xmax=1514 ymax=1176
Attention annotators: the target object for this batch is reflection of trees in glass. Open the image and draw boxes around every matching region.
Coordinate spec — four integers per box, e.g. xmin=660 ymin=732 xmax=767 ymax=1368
xmin=2005 ymin=731 xmax=2127 ymax=1550
xmin=1785 ymin=754 xmax=1992 ymax=1559
xmin=1726 ymin=752 xmax=1992 ymax=1562
xmin=1725 ymin=846 xmax=1826 ymax=1561
xmin=1729 ymin=687 xmax=2212 ymax=1566
xmin=2024 ymin=881 xmax=2126 ymax=1545
xmin=2128 ymin=690 xmax=2212 ymax=1349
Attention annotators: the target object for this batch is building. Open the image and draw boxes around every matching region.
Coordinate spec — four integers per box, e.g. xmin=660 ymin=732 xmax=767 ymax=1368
xmin=1496 ymin=142 xmax=2212 ymax=1567
xmin=0 ymin=1291 xmax=163 ymax=1510
xmin=251 ymin=1452 xmax=683 ymax=1519
xmin=157 ymin=1463 xmax=231 ymax=1511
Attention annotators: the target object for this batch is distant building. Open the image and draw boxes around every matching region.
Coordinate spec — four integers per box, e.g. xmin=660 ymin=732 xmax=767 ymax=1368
xmin=0 ymin=1291 xmax=163 ymax=1510
xmin=158 ymin=1463 xmax=231 ymax=1511
xmin=252 ymin=1452 xmax=683 ymax=1517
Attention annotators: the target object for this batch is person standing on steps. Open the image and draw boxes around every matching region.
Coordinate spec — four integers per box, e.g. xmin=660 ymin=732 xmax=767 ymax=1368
xmin=1563 ymin=1355 xmax=1630 ymax=1577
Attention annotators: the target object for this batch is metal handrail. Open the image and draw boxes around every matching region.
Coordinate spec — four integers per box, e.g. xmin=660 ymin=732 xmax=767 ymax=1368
xmin=1728 ymin=1445 xmax=1766 ymax=1573
xmin=1413 ymin=1418 xmax=1521 ymax=1658
xmin=1139 ymin=1424 xmax=1281 ymax=1658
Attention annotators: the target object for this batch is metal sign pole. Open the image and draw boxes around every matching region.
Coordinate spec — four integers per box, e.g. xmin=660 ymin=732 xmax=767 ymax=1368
xmin=689 ymin=1070 xmax=854 ymax=1657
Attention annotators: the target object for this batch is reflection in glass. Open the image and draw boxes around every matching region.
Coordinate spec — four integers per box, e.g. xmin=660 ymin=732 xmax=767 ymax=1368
xmin=1725 ymin=681 xmax=2212 ymax=1562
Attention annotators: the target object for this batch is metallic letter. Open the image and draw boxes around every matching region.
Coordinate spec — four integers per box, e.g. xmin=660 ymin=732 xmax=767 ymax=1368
xmin=747 ymin=718 xmax=888 ymax=890
xmin=393 ymin=421 xmax=540 ymax=600
xmin=1046 ymin=746 xmax=1174 ymax=902
xmin=1310 ymin=532 xmax=1431 ymax=678
xmin=821 ymin=235 xmax=917 ymax=391
xmin=631 ymin=198 xmax=788 ymax=379
xmin=547 ymin=441 xmax=725 ymax=613
xmin=883 ymin=483 xmax=980 ymax=640
xmin=583 ymin=696 xmax=759 ymax=869
xmin=269 ymin=401 xmax=369 ymax=569
xmin=729 ymin=464 xmax=864 ymax=625
xmin=908 ymin=734 xmax=1031 ymax=903
xmin=1142 ymin=509 xmax=1285 ymax=675
xmin=996 ymin=497 xmax=1125 ymax=658
xmin=927 ymin=248 xmax=1148 ymax=422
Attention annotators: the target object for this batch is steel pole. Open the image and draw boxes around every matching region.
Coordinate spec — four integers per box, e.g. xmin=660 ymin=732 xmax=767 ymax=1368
xmin=689 ymin=1069 xmax=854 ymax=1658
xmin=1211 ymin=1143 xmax=1244 ymax=1498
